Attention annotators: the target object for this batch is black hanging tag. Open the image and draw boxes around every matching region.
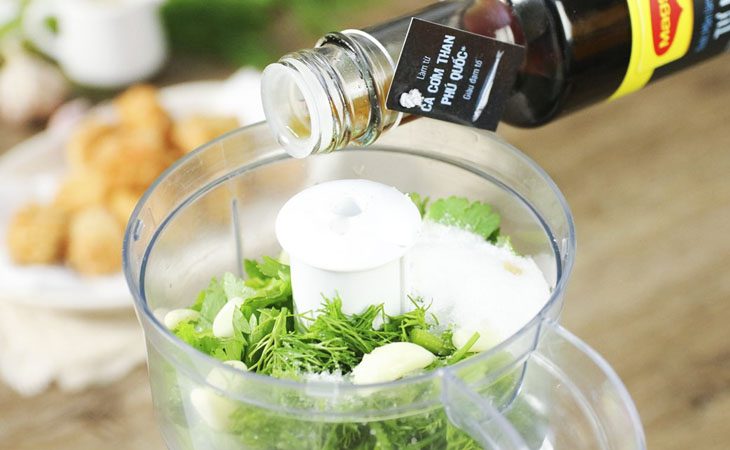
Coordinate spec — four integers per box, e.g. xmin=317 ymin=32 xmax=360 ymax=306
xmin=386 ymin=18 xmax=525 ymax=131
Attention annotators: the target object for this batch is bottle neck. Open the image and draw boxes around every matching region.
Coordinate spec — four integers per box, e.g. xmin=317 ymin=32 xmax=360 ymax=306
xmin=261 ymin=30 xmax=401 ymax=158
xmin=261 ymin=0 xmax=527 ymax=157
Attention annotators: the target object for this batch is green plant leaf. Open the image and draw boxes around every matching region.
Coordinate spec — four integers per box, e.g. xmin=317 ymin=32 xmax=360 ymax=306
xmin=425 ymin=196 xmax=501 ymax=242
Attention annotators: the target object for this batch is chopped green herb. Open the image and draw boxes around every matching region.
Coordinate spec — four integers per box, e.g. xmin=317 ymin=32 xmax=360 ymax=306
xmin=425 ymin=196 xmax=501 ymax=242
xmin=193 ymin=277 xmax=227 ymax=326
xmin=172 ymin=266 xmax=476 ymax=379
xmin=447 ymin=332 xmax=480 ymax=365
xmin=164 ymin=194 xmax=522 ymax=448
xmin=409 ymin=328 xmax=450 ymax=356
xmin=408 ymin=192 xmax=430 ymax=218
xmin=222 ymin=272 xmax=254 ymax=300
xmin=173 ymin=321 xmax=244 ymax=362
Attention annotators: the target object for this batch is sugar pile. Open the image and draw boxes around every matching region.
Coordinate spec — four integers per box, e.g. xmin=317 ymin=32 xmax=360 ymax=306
xmin=404 ymin=222 xmax=550 ymax=346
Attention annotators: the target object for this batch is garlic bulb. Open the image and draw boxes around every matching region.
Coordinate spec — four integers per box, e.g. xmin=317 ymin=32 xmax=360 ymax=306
xmin=0 ymin=41 xmax=69 ymax=124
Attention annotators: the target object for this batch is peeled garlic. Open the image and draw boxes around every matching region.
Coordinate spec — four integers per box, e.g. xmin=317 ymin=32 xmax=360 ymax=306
xmin=189 ymin=387 xmax=238 ymax=432
xmin=206 ymin=360 xmax=248 ymax=391
xmin=152 ymin=308 xmax=170 ymax=323
xmin=191 ymin=360 xmax=248 ymax=431
xmin=0 ymin=41 xmax=69 ymax=124
xmin=351 ymin=342 xmax=435 ymax=385
xmin=163 ymin=309 xmax=200 ymax=329
xmin=212 ymin=297 xmax=244 ymax=338
xmin=452 ymin=326 xmax=500 ymax=353
xmin=222 ymin=360 xmax=248 ymax=371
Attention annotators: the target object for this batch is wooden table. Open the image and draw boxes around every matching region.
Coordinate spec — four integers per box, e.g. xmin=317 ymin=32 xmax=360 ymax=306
xmin=502 ymin=55 xmax=730 ymax=450
xmin=1 ymin=54 xmax=729 ymax=450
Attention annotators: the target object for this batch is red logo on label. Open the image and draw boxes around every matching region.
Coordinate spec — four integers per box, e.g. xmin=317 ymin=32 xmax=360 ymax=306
xmin=651 ymin=0 xmax=683 ymax=56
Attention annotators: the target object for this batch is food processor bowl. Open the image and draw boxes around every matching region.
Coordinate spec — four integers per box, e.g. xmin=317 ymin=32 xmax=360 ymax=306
xmin=124 ymin=119 xmax=646 ymax=450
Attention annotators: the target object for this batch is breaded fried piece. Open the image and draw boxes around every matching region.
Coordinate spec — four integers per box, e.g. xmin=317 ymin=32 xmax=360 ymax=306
xmin=7 ymin=85 xmax=193 ymax=276
xmin=6 ymin=204 xmax=68 ymax=264
xmin=91 ymin=129 xmax=177 ymax=190
xmin=66 ymin=206 xmax=123 ymax=275
xmin=171 ymin=116 xmax=239 ymax=153
xmin=114 ymin=84 xmax=171 ymax=135
xmin=125 ymin=124 xmax=169 ymax=152
xmin=66 ymin=119 xmax=115 ymax=171
xmin=54 ymin=169 xmax=109 ymax=213
xmin=107 ymin=188 xmax=143 ymax=227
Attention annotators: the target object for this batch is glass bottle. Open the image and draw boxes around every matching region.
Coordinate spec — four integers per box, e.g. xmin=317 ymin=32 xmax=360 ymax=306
xmin=260 ymin=0 xmax=730 ymax=157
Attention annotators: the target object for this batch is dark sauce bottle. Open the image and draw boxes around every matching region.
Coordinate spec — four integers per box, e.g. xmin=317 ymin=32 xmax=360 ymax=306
xmin=260 ymin=0 xmax=730 ymax=157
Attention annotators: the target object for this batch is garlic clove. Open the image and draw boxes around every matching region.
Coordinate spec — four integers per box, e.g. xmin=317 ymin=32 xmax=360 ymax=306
xmin=189 ymin=387 xmax=238 ymax=432
xmin=152 ymin=308 xmax=170 ymax=323
xmin=212 ymin=297 xmax=244 ymax=338
xmin=191 ymin=359 xmax=248 ymax=431
xmin=351 ymin=342 xmax=435 ymax=385
xmin=163 ymin=309 xmax=200 ymax=330
xmin=452 ymin=326 xmax=500 ymax=353
xmin=206 ymin=360 xmax=248 ymax=391
xmin=0 ymin=43 xmax=69 ymax=124
xmin=222 ymin=360 xmax=248 ymax=371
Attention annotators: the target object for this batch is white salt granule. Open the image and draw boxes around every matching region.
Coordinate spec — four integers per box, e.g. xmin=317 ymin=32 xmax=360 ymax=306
xmin=405 ymin=222 xmax=551 ymax=346
xmin=303 ymin=371 xmax=345 ymax=383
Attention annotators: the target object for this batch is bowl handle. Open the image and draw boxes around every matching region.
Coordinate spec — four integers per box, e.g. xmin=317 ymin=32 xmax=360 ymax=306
xmin=441 ymin=321 xmax=646 ymax=450
xmin=442 ymin=368 xmax=530 ymax=449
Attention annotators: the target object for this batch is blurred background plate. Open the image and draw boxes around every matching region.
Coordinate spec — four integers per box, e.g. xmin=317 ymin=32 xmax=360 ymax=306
xmin=0 ymin=79 xmax=258 ymax=311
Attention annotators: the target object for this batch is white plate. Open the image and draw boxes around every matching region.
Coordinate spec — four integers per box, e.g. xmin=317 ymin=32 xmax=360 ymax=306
xmin=0 ymin=74 xmax=264 ymax=311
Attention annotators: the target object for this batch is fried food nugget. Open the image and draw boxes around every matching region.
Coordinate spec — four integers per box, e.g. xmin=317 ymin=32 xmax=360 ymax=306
xmin=54 ymin=169 xmax=109 ymax=213
xmin=107 ymin=188 xmax=143 ymax=227
xmin=6 ymin=204 xmax=68 ymax=264
xmin=66 ymin=119 xmax=115 ymax=171
xmin=91 ymin=129 xmax=177 ymax=190
xmin=114 ymin=84 xmax=171 ymax=139
xmin=8 ymin=85 xmax=196 ymax=276
xmin=171 ymin=116 xmax=239 ymax=153
xmin=66 ymin=206 xmax=123 ymax=275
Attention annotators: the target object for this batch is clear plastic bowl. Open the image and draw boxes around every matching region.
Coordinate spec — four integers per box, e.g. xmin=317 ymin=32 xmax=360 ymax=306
xmin=123 ymin=119 xmax=646 ymax=450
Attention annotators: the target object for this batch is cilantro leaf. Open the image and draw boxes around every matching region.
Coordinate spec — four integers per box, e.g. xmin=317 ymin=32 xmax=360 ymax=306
xmin=242 ymin=277 xmax=292 ymax=315
xmin=223 ymin=272 xmax=255 ymax=300
xmin=196 ymin=277 xmax=228 ymax=326
xmin=233 ymin=307 xmax=251 ymax=335
xmin=174 ymin=322 xmax=217 ymax=353
xmin=257 ymin=256 xmax=290 ymax=280
xmin=424 ymin=196 xmax=501 ymax=242
xmin=240 ymin=258 xmax=293 ymax=316
xmin=211 ymin=337 xmax=245 ymax=361
xmin=244 ymin=259 xmax=265 ymax=279
xmin=407 ymin=192 xmax=430 ymax=218
xmin=173 ymin=321 xmax=244 ymax=362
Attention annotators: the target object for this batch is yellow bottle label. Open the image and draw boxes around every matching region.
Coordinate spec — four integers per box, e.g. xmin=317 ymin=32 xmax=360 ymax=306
xmin=611 ymin=0 xmax=695 ymax=99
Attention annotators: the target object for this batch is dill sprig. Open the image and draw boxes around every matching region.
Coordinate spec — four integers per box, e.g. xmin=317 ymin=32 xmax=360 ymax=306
xmin=174 ymin=259 xmax=476 ymax=379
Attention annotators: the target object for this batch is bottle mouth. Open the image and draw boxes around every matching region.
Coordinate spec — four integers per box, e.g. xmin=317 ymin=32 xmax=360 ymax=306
xmin=261 ymin=60 xmax=335 ymax=159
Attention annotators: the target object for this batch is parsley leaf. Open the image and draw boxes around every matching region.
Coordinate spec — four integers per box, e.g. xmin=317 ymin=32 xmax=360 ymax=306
xmin=194 ymin=277 xmax=227 ymax=326
xmin=223 ymin=272 xmax=255 ymax=300
xmin=256 ymin=256 xmax=290 ymax=280
xmin=243 ymin=259 xmax=265 ymax=279
xmin=407 ymin=192 xmax=430 ymax=218
xmin=173 ymin=321 xmax=244 ymax=362
xmin=424 ymin=196 xmax=501 ymax=242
